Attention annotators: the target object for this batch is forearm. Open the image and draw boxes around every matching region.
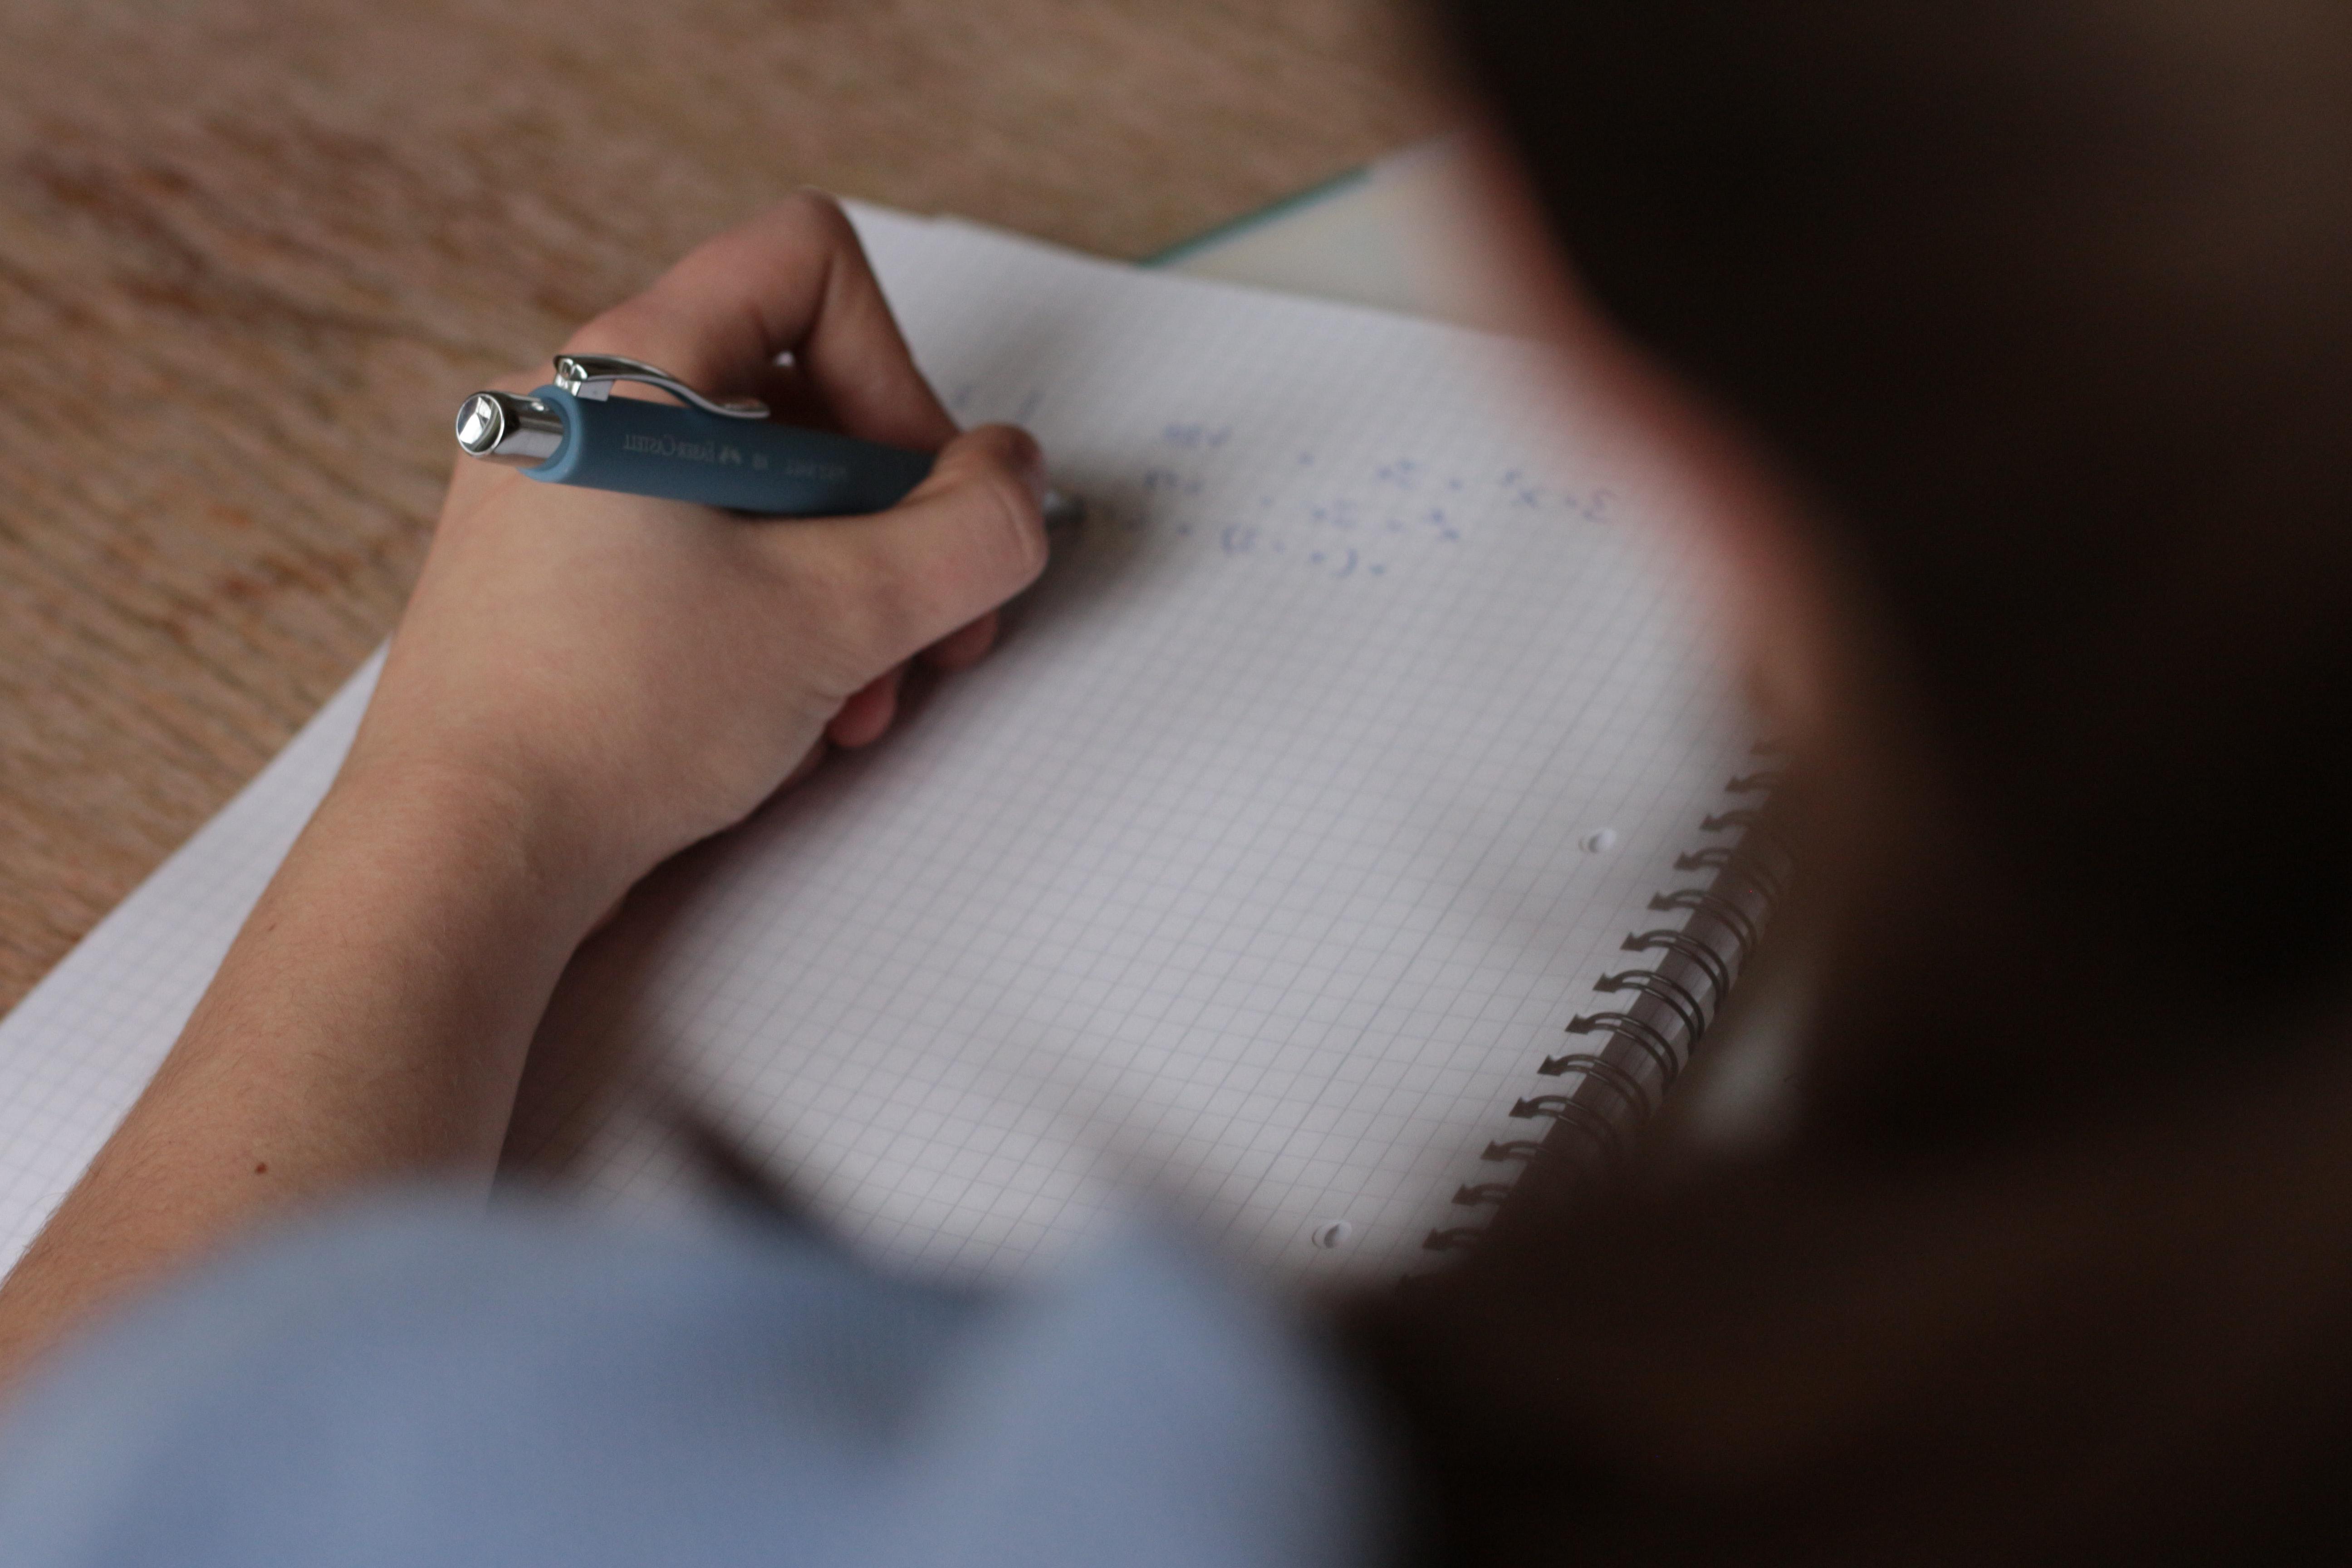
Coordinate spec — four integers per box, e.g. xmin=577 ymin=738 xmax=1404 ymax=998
xmin=0 ymin=763 xmax=612 ymax=1388
xmin=0 ymin=193 xmax=1046 ymax=1396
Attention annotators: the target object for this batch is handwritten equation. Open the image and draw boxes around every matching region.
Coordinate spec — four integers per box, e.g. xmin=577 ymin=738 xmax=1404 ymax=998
xmin=1126 ymin=421 xmax=1613 ymax=583
xmin=946 ymin=383 xmax=1616 ymax=584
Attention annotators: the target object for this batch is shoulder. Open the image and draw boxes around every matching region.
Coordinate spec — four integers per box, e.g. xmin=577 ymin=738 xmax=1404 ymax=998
xmin=0 ymin=1192 xmax=1393 ymax=1568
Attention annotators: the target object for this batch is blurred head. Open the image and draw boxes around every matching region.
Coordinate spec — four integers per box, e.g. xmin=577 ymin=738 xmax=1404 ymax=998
xmin=1438 ymin=2 xmax=2352 ymax=1137
xmin=1343 ymin=9 xmax=2352 ymax=1563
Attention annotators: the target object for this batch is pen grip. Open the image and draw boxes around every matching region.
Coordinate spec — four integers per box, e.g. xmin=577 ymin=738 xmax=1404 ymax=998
xmin=524 ymin=386 xmax=934 ymax=515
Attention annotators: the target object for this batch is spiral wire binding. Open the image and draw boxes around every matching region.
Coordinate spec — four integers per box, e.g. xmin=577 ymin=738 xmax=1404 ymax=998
xmin=1424 ymin=763 xmax=1787 ymax=1254
xmin=1621 ymin=928 xmax=1735 ymax=1001
xmin=1647 ymin=887 xmax=1761 ymax=958
xmin=1423 ymin=1227 xmax=1486 ymax=1252
xmin=1592 ymin=970 xmax=1710 ymax=1049
xmin=1504 ymin=1094 xmax=1627 ymax=1163
xmin=1558 ymin=1011 xmax=1681 ymax=1085
xmin=1527 ymin=1052 xmax=1655 ymax=1121
xmin=1676 ymin=846 xmax=1788 ymax=902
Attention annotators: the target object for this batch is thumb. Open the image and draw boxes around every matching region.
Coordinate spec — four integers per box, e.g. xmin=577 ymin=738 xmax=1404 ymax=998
xmin=772 ymin=423 xmax=1051 ymax=673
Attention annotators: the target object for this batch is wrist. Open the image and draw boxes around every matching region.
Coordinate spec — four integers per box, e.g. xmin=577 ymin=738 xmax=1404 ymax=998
xmin=315 ymin=750 xmax=637 ymax=949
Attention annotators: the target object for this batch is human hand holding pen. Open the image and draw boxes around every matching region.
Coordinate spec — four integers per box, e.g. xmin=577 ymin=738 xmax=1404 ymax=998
xmin=365 ymin=192 xmax=1052 ymax=898
xmin=0 ymin=193 xmax=1049 ymax=1386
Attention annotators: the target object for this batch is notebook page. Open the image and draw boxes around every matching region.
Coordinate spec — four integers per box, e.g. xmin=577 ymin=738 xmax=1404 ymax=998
xmin=0 ymin=206 xmax=1745 ymax=1287
xmin=0 ymin=655 xmax=379 ymax=1268
xmin=507 ymin=218 xmax=1748 ymax=1287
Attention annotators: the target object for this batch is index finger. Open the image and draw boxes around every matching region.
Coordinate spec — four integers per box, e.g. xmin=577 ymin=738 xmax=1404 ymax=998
xmin=563 ymin=192 xmax=957 ymax=452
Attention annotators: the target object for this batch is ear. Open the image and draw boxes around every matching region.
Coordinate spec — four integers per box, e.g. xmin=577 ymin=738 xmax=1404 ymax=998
xmin=1455 ymin=120 xmax=1843 ymax=757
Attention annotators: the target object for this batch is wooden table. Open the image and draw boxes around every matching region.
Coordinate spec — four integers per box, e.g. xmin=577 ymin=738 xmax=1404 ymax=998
xmin=0 ymin=0 xmax=1441 ymax=1011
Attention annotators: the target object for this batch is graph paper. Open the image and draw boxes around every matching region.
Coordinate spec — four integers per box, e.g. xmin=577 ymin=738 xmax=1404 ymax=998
xmin=0 ymin=206 xmax=1746 ymax=1289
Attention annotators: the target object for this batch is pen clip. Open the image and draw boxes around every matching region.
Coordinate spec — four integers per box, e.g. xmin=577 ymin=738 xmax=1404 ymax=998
xmin=551 ymin=354 xmax=771 ymax=420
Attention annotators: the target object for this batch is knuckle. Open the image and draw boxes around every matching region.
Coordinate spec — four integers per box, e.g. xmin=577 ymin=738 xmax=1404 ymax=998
xmin=774 ymin=551 xmax=893 ymax=685
xmin=752 ymin=190 xmax=858 ymax=271
xmin=557 ymin=294 xmax=730 ymax=395
xmin=781 ymin=187 xmax=853 ymax=242
xmin=840 ymin=469 xmax=1044 ymax=649
xmin=973 ymin=421 xmax=1044 ymax=476
xmin=564 ymin=294 xmax=662 ymax=357
xmin=953 ymin=456 xmax=1050 ymax=588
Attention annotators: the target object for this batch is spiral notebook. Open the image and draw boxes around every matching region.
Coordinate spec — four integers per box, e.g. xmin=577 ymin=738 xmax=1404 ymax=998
xmin=0 ymin=203 xmax=1761 ymax=1289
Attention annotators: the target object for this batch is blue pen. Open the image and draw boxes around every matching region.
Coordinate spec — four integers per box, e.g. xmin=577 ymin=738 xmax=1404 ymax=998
xmin=454 ymin=354 xmax=1080 ymax=528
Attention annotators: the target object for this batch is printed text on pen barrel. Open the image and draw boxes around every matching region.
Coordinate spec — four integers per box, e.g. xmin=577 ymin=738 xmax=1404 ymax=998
xmin=617 ymin=431 xmax=849 ymax=481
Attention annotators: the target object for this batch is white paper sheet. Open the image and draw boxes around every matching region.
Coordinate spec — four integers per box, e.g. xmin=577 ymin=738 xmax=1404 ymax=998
xmin=0 ymin=207 xmax=1744 ymax=1288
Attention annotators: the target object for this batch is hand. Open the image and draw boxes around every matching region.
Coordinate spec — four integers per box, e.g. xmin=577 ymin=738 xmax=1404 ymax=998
xmin=0 ymin=196 xmax=1049 ymax=1385
xmin=347 ymin=192 xmax=1050 ymax=925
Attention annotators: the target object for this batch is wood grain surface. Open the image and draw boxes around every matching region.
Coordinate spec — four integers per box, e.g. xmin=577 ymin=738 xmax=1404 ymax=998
xmin=0 ymin=0 xmax=1443 ymax=1012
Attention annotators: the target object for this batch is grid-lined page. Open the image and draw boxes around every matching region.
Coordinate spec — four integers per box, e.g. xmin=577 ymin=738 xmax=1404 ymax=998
xmin=510 ymin=217 xmax=1747 ymax=1287
xmin=0 ymin=654 xmax=381 ymax=1268
xmin=0 ymin=206 xmax=1744 ymax=1288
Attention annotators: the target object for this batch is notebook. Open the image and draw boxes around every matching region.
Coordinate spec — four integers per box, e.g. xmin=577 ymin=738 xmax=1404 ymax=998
xmin=0 ymin=202 xmax=1757 ymax=1289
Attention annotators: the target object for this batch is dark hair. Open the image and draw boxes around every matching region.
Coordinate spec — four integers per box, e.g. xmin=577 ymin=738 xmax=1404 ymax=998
xmin=1454 ymin=5 xmax=2352 ymax=995
xmin=1344 ymin=7 xmax=2352 ymax=1562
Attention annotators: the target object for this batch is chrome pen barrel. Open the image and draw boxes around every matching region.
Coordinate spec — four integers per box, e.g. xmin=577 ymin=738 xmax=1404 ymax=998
xmin=454 ymin=390 xmax=566 ymax=466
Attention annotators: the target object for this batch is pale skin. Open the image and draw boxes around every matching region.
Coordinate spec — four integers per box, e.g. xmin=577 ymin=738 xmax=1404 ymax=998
xmin=0 ymin=193 xmax=1051 ymax=1388
xmin=0 ymin=152 xmax=1840 ymax=1396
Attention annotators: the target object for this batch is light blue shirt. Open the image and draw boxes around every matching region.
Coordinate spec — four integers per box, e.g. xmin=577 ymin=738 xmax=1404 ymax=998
xmin=0 ymin=1195 xmax=1393 ymax=1567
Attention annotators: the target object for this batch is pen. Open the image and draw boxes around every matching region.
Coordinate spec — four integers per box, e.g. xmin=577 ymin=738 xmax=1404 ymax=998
xmin=455 ymin=353 xmax=1082 ymax=530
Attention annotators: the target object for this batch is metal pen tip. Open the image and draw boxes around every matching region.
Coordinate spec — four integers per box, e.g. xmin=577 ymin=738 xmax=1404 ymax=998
xmin=1042 ymin=489 xmax=1086 ymax=540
